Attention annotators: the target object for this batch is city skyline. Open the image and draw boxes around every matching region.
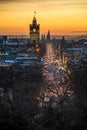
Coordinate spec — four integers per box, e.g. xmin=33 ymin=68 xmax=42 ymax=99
xmin=0 ymin=0 xmax=87 ymax=35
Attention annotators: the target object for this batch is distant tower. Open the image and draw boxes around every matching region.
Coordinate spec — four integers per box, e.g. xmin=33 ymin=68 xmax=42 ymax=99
xmin=41 ymin=34 xmax=45 ymax=41
xmin=47 ymin=30 xmax=50 ymax=41
xmin=29 ymin=12 xmax=40 ymax=46
xmin=60 ymin=36 xmax=66 ymax=54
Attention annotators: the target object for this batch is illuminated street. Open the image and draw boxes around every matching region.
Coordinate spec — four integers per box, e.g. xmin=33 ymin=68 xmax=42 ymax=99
xmin=37 ymin=43 xmax=76 ymax=111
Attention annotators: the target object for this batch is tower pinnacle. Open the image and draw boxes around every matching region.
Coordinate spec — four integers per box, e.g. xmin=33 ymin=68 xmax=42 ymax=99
xmin=34 ymin=11 xmax=36 ymax=17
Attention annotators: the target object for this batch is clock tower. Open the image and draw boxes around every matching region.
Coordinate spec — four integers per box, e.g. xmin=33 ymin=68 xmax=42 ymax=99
xmin=29 ymin=13 xmax=40 ymax=47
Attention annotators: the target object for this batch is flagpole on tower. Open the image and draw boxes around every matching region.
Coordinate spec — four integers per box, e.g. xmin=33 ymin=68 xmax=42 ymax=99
xmin=34 ymin=11 xmax=36 ymax=17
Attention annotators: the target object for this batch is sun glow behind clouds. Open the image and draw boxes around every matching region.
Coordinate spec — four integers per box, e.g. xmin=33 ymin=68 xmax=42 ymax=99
xmin=0 ymin=0 xmax=87 ymax=35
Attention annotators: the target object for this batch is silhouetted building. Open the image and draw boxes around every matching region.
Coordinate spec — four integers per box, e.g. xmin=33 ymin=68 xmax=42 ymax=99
xmin=29 ymin=15 xmax=40 ymax=47
xmin=3 ymin=36 xmax=8 ymax=45
xmin=41 ymin=34 xmax=45 ymax=42
xmin=46 ymin=30 xmax=50 ymax=41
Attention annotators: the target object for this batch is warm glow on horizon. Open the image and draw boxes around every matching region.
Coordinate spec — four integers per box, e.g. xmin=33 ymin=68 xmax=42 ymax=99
xmin=0 ymin=0 xmax=87 ymax=35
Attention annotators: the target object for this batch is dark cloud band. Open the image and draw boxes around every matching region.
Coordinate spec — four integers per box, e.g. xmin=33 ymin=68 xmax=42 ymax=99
xmin=0 ymin=0 xmax=12 ymax=2
xmin=0 ymin=0 xmax=47 ymax=2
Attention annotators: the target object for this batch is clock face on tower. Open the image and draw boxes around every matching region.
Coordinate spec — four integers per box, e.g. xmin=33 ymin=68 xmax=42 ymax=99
xmin=33 ymin=29 xmax=36 ymax=32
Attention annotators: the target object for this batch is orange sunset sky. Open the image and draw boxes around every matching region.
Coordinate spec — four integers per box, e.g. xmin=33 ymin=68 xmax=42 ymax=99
xmin=0 ymin=0 xmax=87 ymax=35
